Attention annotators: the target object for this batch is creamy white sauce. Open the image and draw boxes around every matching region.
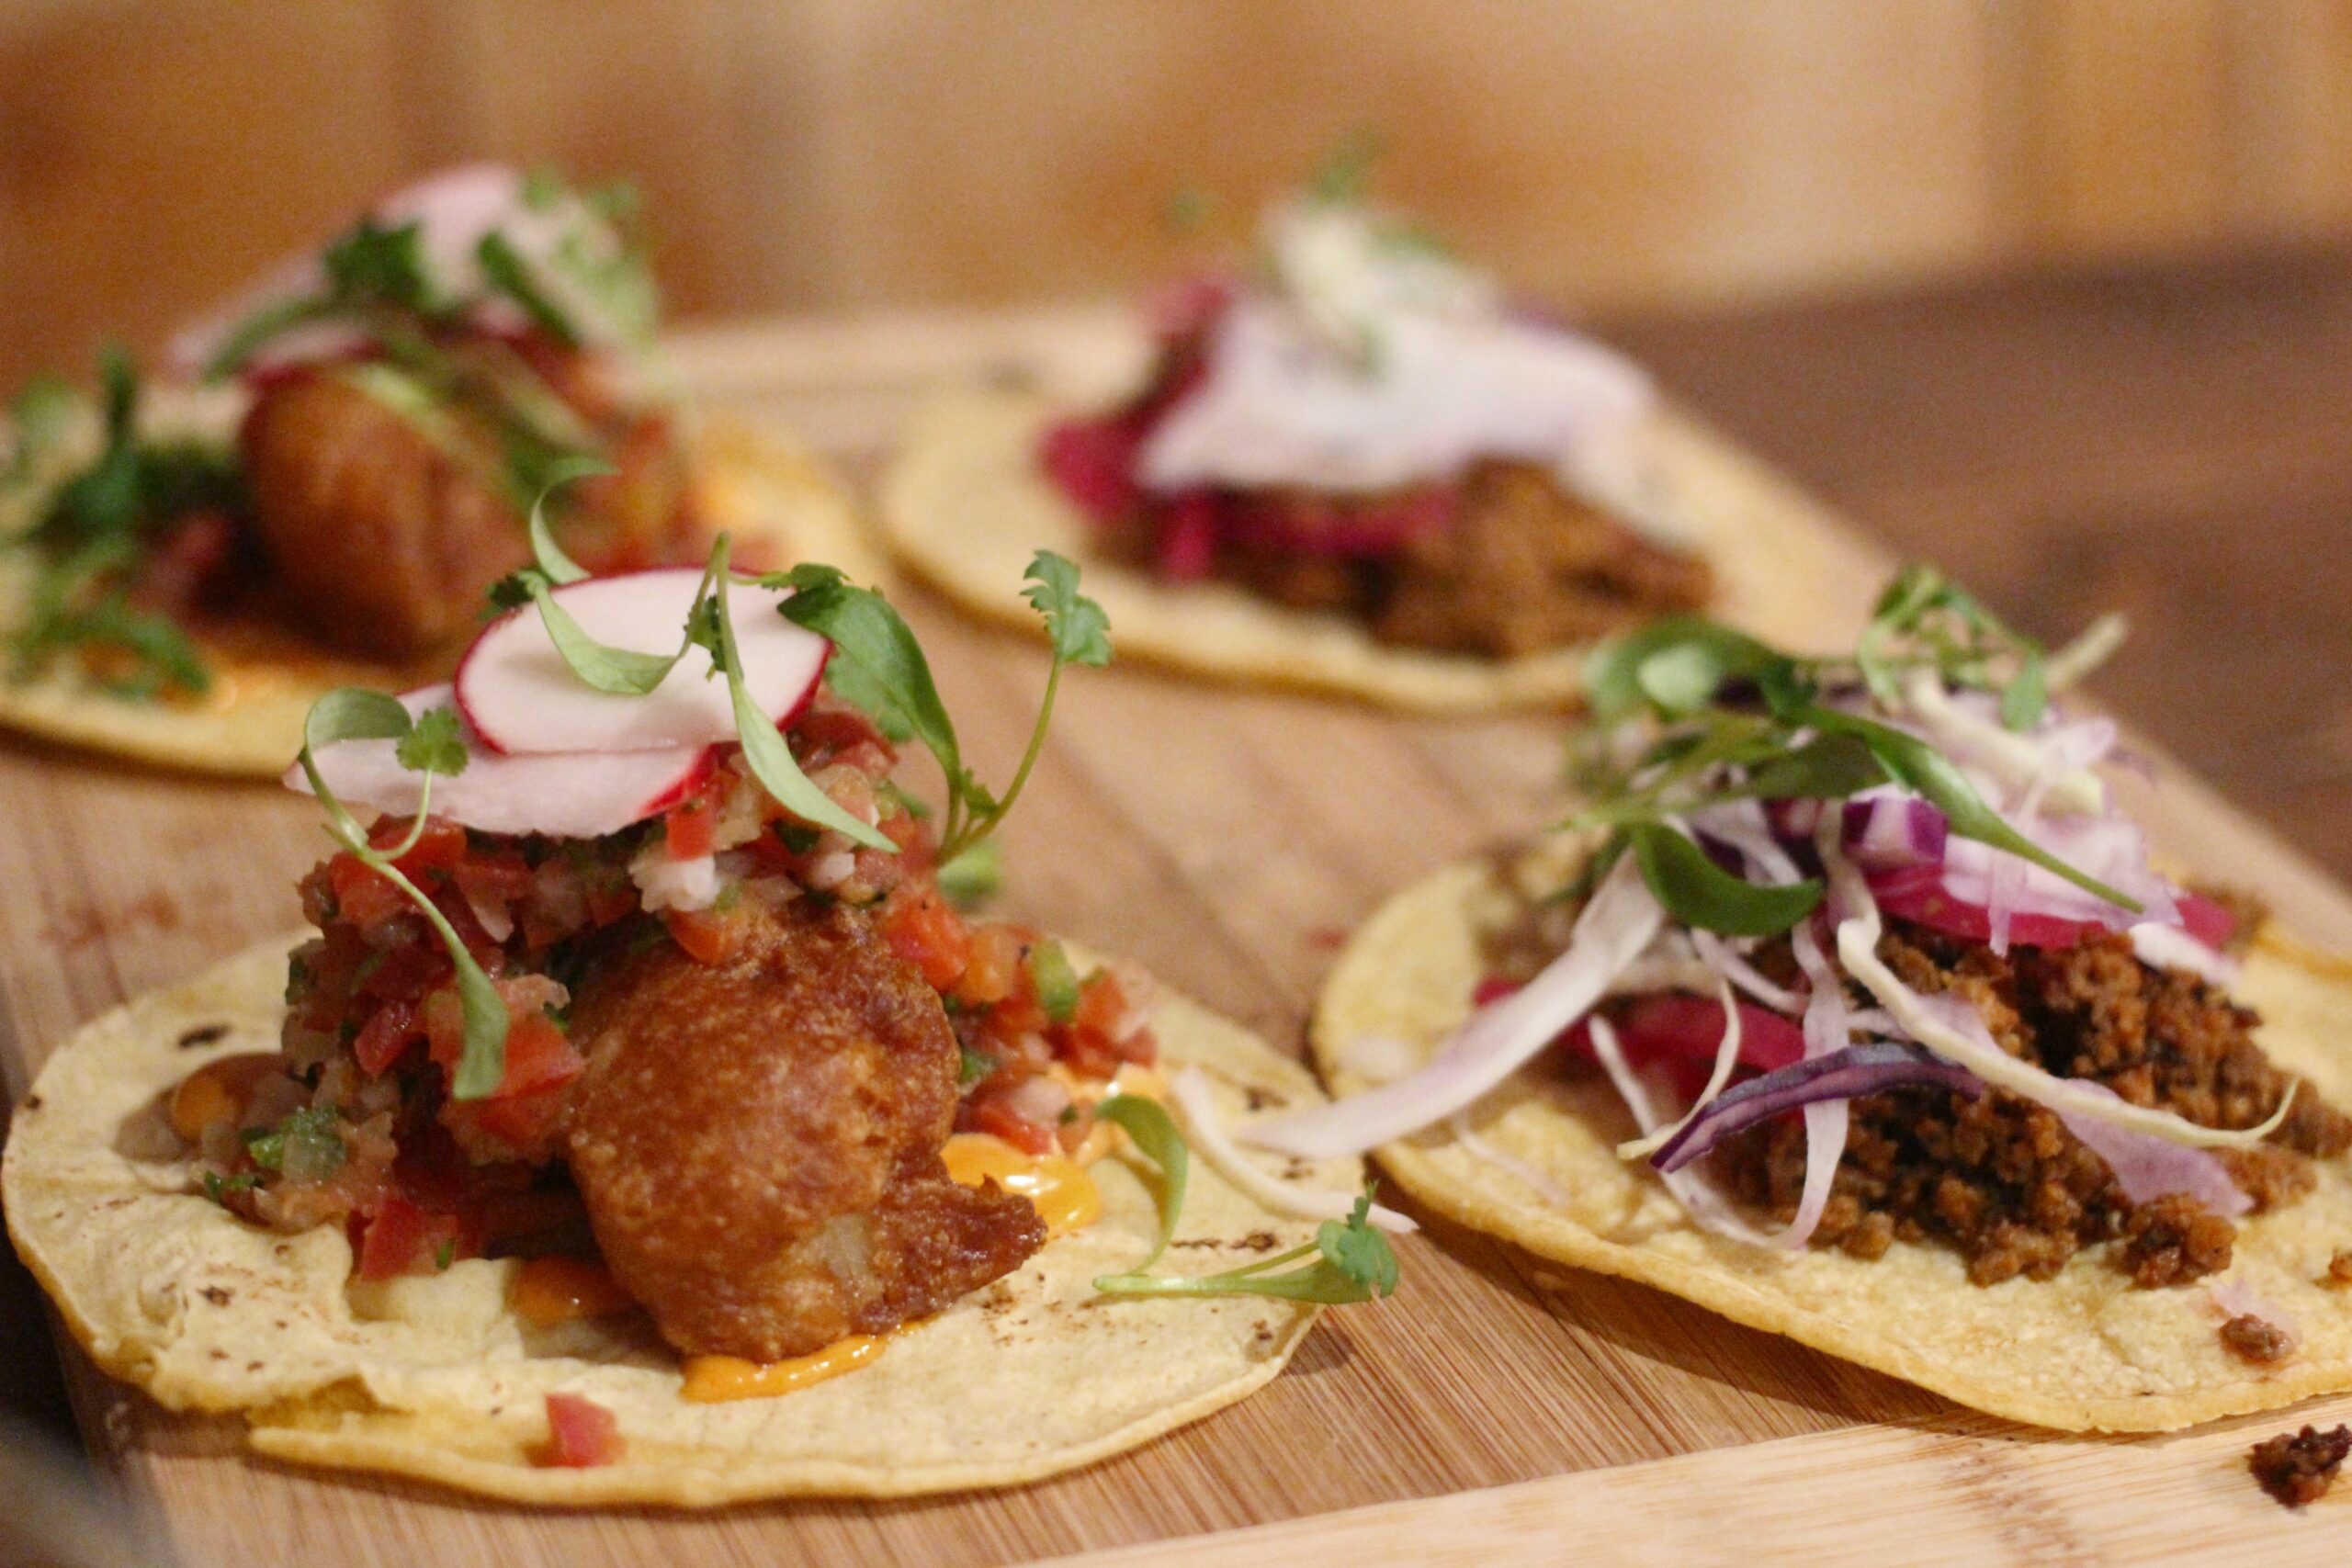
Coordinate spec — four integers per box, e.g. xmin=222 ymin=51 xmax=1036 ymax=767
xmin=1137 ymin=200 xmax=1657 ymax=504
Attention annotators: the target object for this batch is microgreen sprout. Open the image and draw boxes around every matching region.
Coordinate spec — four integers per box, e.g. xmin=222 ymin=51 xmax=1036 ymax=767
xmin=1089 ymin=1096 xmax=1401 ymax=1305
xmin=1572 ymin=573 xmax=2144 ymax=936
xmin=293 ymin=688 xmax=510 ymax=1099
xmin=776 ymin=550 xmax=1111 ymax=863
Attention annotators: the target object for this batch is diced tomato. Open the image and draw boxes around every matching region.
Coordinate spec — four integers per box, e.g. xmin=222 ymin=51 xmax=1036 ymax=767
xmin=537 ymin=1393 xmax=623 ymax=1469
xmin=370 ymin=817 xmax=467 ymax=878
xmin=955 ymin=924 xmax=1028 ymax=1009
xmin=355 ymin=1195 xmax=469 ymax=1280
xmin=967 ymin=1095 xmax=1057 ymax=1156
xmin=881 ymin=887 xmax=971 ymax=992
xmin=452 ymin=852 xmax=535 ymax=909
xmin=663 ymin=790 xmax=718 ymax=862
xmin=662 ymin=906 xmax=742 ymax=964
xmin=326 ymin=854 xmax=413 ymax=931
xmin=791 ymin=705 xmax=894 ymax=767
xmin=1073 ymin=973 xmax=1153 ymax=1065
xmin=497 ymin=1013 xmax=585 ymax=1100
xmin=356 ymin=937 xmax=451 ymax=1004
xmin=351 ymin=998 xmax=422 ymax=1076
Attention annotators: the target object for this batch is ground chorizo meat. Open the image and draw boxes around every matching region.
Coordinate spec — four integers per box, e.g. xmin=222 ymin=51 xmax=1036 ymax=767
xmin=563 ymin=898 xmax=1044 ymax=1360
xmin=2251 ymin=1424 xmax=2352 ymax=1507
xmin=2220 ymin=1313 xmax=2295 ymax=1365
xmin=1713 ymin=919 xmax=2350 ymax=1288
xmin=1210 ymin=462 xmax=1712 ymax=659
xmin=2327 ymin=1248 xmax=2352 ymax=1287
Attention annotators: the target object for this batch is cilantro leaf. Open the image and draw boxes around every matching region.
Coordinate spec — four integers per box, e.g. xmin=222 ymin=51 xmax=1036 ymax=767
xmin=394 ymin=706 xmax=469 ymax=778
xmin=824 ymin=655 xmax=914 ymax=742
xmin=1317 ymin=1190 xmax=1402 ymax=1295
xmin=1627 ymin=822 xmax=1824 ymax=938
xmin=1022 ymin=550 xmax=1113 ymax=668
xmin=956 ymin=1043 xmax=995 ymax=1089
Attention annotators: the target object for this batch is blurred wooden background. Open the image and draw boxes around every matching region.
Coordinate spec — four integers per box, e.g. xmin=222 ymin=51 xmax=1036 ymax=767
xmin=2 ymin=0 xmax=2351 ymax=384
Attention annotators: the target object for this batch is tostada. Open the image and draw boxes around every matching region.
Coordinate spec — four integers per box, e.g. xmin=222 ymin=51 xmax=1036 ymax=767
xmin=4 ymin=532 xmax=1398 ymax=1504
xmin=0 ymin=164 xmax=869 ymax=775
xmin=882 ymin=150 xmax=1804 ymax=711
xmin=1263 ymin=570 xmax=2352 ymax=1429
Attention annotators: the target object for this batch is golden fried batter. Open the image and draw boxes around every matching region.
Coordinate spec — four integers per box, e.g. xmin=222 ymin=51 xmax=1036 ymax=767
xmin=240 ymin=371 xmax=530 ymax=660
xmin=564 ymin=900 xmax=1045 ymax=1360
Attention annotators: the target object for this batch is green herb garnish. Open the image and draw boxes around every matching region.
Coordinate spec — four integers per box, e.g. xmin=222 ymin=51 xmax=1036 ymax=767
xmin=1573 ymin=573 xmax=2143 ymax=933
xmin=1089 ymin=1096 xmax=1401 ymax=1304
xmin=294 ymin=688 xmax=511 ymax=1100
xmin=776 ymin=550 xmax=1111 ymax=863
xmin=936 ymin=838 xmax=1003 ymax=908
xmin=1028 ymin=940 xmax=1082 ymax=1025
xmin=6 ymin=348 xmax=241 ymax=699
xmin=241 ymin=1106 xmax=347 ymax=1182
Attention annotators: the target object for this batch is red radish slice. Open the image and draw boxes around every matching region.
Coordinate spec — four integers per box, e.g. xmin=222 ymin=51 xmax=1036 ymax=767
xmin=286 ymin=685 xmax=712 ymax=839
xmin=454 ymin=569 xmax=829 ymax=756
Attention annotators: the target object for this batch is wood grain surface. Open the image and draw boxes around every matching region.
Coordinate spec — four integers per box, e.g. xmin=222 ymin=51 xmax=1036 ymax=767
xmin=4 ymin=307 xmax=2351 ymax=1564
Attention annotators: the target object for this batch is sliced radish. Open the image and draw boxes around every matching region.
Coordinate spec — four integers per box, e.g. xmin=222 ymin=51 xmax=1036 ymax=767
xmin=454 ymin=569 xmax=829 ymax=756
xmin=286 ymin=685 xmax=712 ymax=839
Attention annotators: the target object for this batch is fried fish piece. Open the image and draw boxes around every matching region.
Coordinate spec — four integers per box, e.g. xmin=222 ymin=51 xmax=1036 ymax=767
xmin=564 ymin=899 xmax=1045 ymax=1360
xmin=239 ymin=371 xmax=528 ymax=660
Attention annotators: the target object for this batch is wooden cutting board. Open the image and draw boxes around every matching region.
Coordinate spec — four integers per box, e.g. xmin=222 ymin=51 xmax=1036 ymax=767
xmin=4 ymin=307 xmax=2348 ymax=1567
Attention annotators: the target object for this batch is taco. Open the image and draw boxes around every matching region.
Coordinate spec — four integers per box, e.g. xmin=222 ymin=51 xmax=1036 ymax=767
xmin=882 ymin=152 xmax=1760 ymax=712
xmin=0 ymin=164 xmax=871 ymax=777
xmin=3 ymin=547 xmax=1400 ymax=1505
xmin=1271 ymin=570 xmax=2352 ymax=1431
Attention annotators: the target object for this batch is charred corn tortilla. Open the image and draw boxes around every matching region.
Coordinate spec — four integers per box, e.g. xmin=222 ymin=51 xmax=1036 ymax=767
xmin=0 ymin=417 xmax=876 ymax=779
xmin=5 ymin=934 xmax=1355 ymax=1506
xmin=879 ymin=390 xmax=1822 ymax=713
xmin=1312 ymin=845 xmax=2352 ymax=1432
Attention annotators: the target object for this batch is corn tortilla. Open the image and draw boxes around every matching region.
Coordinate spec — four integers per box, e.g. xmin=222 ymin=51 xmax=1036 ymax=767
xmin=0 ymin=416 xmax=878 ymax=779
xmin=1311 ymin=844 xmax=2352 ymax=1432
xmin=878 ymin=389 xmax=1821 ymax=713
xmin=4 ymin=935 xmax=1352 ymax=1505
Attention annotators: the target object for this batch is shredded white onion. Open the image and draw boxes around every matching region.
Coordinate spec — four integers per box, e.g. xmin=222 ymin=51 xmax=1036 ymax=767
xmin=1446 ymin=1114 xmax=1574 ymax=1207
xmin=1616 ymin=973 xmax=1743 ymax=1160
xmin=1246 ymin=852 xmax=1663 ymax=1158
xmin=1586 ymin=1016 xmax=1776 ymax=1245
xmin=1835 ymin=901 xmax=2294 ymax=1149
xmin=1169 ymin=1069 xmax=1418 ymax=1234
xmin=1690 ymin=927 xmax=1804 ymax=1014
xmin=2131 ymin=922 xmax=2241 ymax=987
xmin=1899 ymin=670 xmax=2105 ymax=817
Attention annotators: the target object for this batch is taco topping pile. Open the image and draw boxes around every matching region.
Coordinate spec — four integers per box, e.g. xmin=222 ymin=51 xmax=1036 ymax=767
xmin=182 ymin=529 xmax=1396 ymax=1386
xmin=1038 ymin=152 xmax=1711 ymax=660
xmin=3 ymin=164 xmax=701 ymax=700
xmin=1256 ymin=569 xmax=2347 ymax=1297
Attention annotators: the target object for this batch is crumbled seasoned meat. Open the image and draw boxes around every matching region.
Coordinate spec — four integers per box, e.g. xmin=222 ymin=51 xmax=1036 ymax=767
xmin=1713 ymin=919 xmax=2349 ymax=1288
xmin=2325 ymin=1249 xmax=2352 ymax=1288
xmin=564 ymin=898 xmax=1044 ymax=1360
xmin=2251 ymin=1425 xmax=2352 ymax=1507
xmin=2120 ymin=1194 xmax=2235 ymax=1288
xmin=1120 ymin=459 xmax=1710 ymax=659
xmin=2221 ymin=1314 xmax=2295 ymax=1365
